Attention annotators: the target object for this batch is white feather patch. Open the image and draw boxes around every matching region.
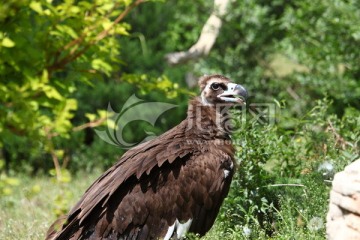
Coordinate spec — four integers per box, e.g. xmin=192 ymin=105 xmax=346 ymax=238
xmin=224 ymin=169 xmax=230 ymax=178
xmin=201 ymin=91 xmax=212 ymax=106
xmin=163 ymin=222 xmax=175 ymax=240
xmin=163 ymin=218 xmax=193 ymax=240
xmin=224 ymin=161 xmax=234 ymax=178
xmin=176 ymin=218 xmax=192 ymax=238
xmin=201 ymin=79 xmax=222 ymax=106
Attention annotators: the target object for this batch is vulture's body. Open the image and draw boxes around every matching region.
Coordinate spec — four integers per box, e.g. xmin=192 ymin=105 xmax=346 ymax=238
xmin=46 ymin=75 xmax=247 ymax=240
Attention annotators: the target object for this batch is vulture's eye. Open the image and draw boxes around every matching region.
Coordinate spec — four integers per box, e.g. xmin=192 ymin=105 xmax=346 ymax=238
xmin=211 ymin=83 xmax=220 ymax=91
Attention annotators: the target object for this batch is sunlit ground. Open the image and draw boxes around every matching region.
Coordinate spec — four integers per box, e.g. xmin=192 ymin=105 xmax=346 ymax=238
xmin=0 ymin=171 xmax=100 ymax=240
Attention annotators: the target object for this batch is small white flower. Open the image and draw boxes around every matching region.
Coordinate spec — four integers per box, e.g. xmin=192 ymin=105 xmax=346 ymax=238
xmin=317 ymin=161 xmax=334 ymax=179
xmin=243 ymin=226 xmax=251 ymax=237
xmin=308 ymin=217 xmax=324 ymax=231
xmin=318 ymin=161 xmax=334 ymax=173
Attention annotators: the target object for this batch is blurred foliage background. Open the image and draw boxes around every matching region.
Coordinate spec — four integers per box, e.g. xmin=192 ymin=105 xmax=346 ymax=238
xmin=0 ymin=0 xmax=359 ymax=239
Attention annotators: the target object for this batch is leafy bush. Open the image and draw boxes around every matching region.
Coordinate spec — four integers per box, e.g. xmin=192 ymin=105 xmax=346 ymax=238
xmin=0 ymin=0 xmax=185 ymax=174
xmin=213 ymin=98 xmax=359 ymax=238
xmin=0 ymin=0 xmax=136 ymax=173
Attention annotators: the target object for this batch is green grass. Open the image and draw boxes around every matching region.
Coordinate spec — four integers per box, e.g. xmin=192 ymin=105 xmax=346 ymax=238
xmin=0 ymin=171 xmax=101 ymax=240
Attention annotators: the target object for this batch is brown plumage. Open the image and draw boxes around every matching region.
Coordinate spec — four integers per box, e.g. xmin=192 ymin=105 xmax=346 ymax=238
xmin=46 ymin=74 xmax=247 ymax=240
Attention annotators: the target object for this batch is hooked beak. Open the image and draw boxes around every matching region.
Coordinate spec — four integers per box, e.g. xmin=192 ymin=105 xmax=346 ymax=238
xmin=217 ymin=83 xmax=248 ymax=105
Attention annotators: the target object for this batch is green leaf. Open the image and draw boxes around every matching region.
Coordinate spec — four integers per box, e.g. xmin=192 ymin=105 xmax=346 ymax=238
xmin=55 ymin=149 xmax=64 ymax=158
xmin=85 ymin=113 xmax=97 ymax=122
xmin=56 ymin=25 xmax=78 ymax=39
xmin=91 ymin=59 xmax=113 ymax=76
xmin=29 ymin=1 xmax=43 ymax=14
xmin=2 ymin=37 xmax=15 ymax=48
xmin=124 ymin=0 xmax=132 ymax=7
xmin=43 ymin=85 xmax=63 ymax=100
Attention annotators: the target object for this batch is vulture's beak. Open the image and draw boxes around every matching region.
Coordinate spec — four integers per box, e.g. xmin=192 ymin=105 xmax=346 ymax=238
xmin=218 ymin=83 xmax=248 ymax=105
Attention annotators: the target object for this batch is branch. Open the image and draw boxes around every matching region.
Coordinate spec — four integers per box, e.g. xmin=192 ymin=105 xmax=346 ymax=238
xmin=165 ymin=0 xmax=230 ymax=65
xmin=325 ymin=119 xmax=353 ymax=150
xmin=72 ymin=117 xmax=107 ymax=132
xmin=95 ymin=0 xmax=143 ymax=42
xmin=44 ymin=127 xmax=62 ymax=181
xmin=59 ymin=2 xmax=122 ymax=53
xmin=47 ymin=0 xmax=144 ymax=72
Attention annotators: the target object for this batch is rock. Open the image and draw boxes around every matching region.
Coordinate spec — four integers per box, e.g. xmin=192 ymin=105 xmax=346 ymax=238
xmin=327 ymin=159 xmax=360 ymax=240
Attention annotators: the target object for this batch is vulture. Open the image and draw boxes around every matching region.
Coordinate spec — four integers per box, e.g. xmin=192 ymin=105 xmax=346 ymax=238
xmin=46 ymin=74 xmax=248 ymax=240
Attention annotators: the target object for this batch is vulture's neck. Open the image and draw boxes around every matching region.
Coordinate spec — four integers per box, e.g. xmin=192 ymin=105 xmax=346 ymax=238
xmin=186 ymin=97 xmax=232 ymax=140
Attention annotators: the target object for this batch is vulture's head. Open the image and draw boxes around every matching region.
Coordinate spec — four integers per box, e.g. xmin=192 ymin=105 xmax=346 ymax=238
xmin=199 ymin=74 xmax=248 ymax=106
